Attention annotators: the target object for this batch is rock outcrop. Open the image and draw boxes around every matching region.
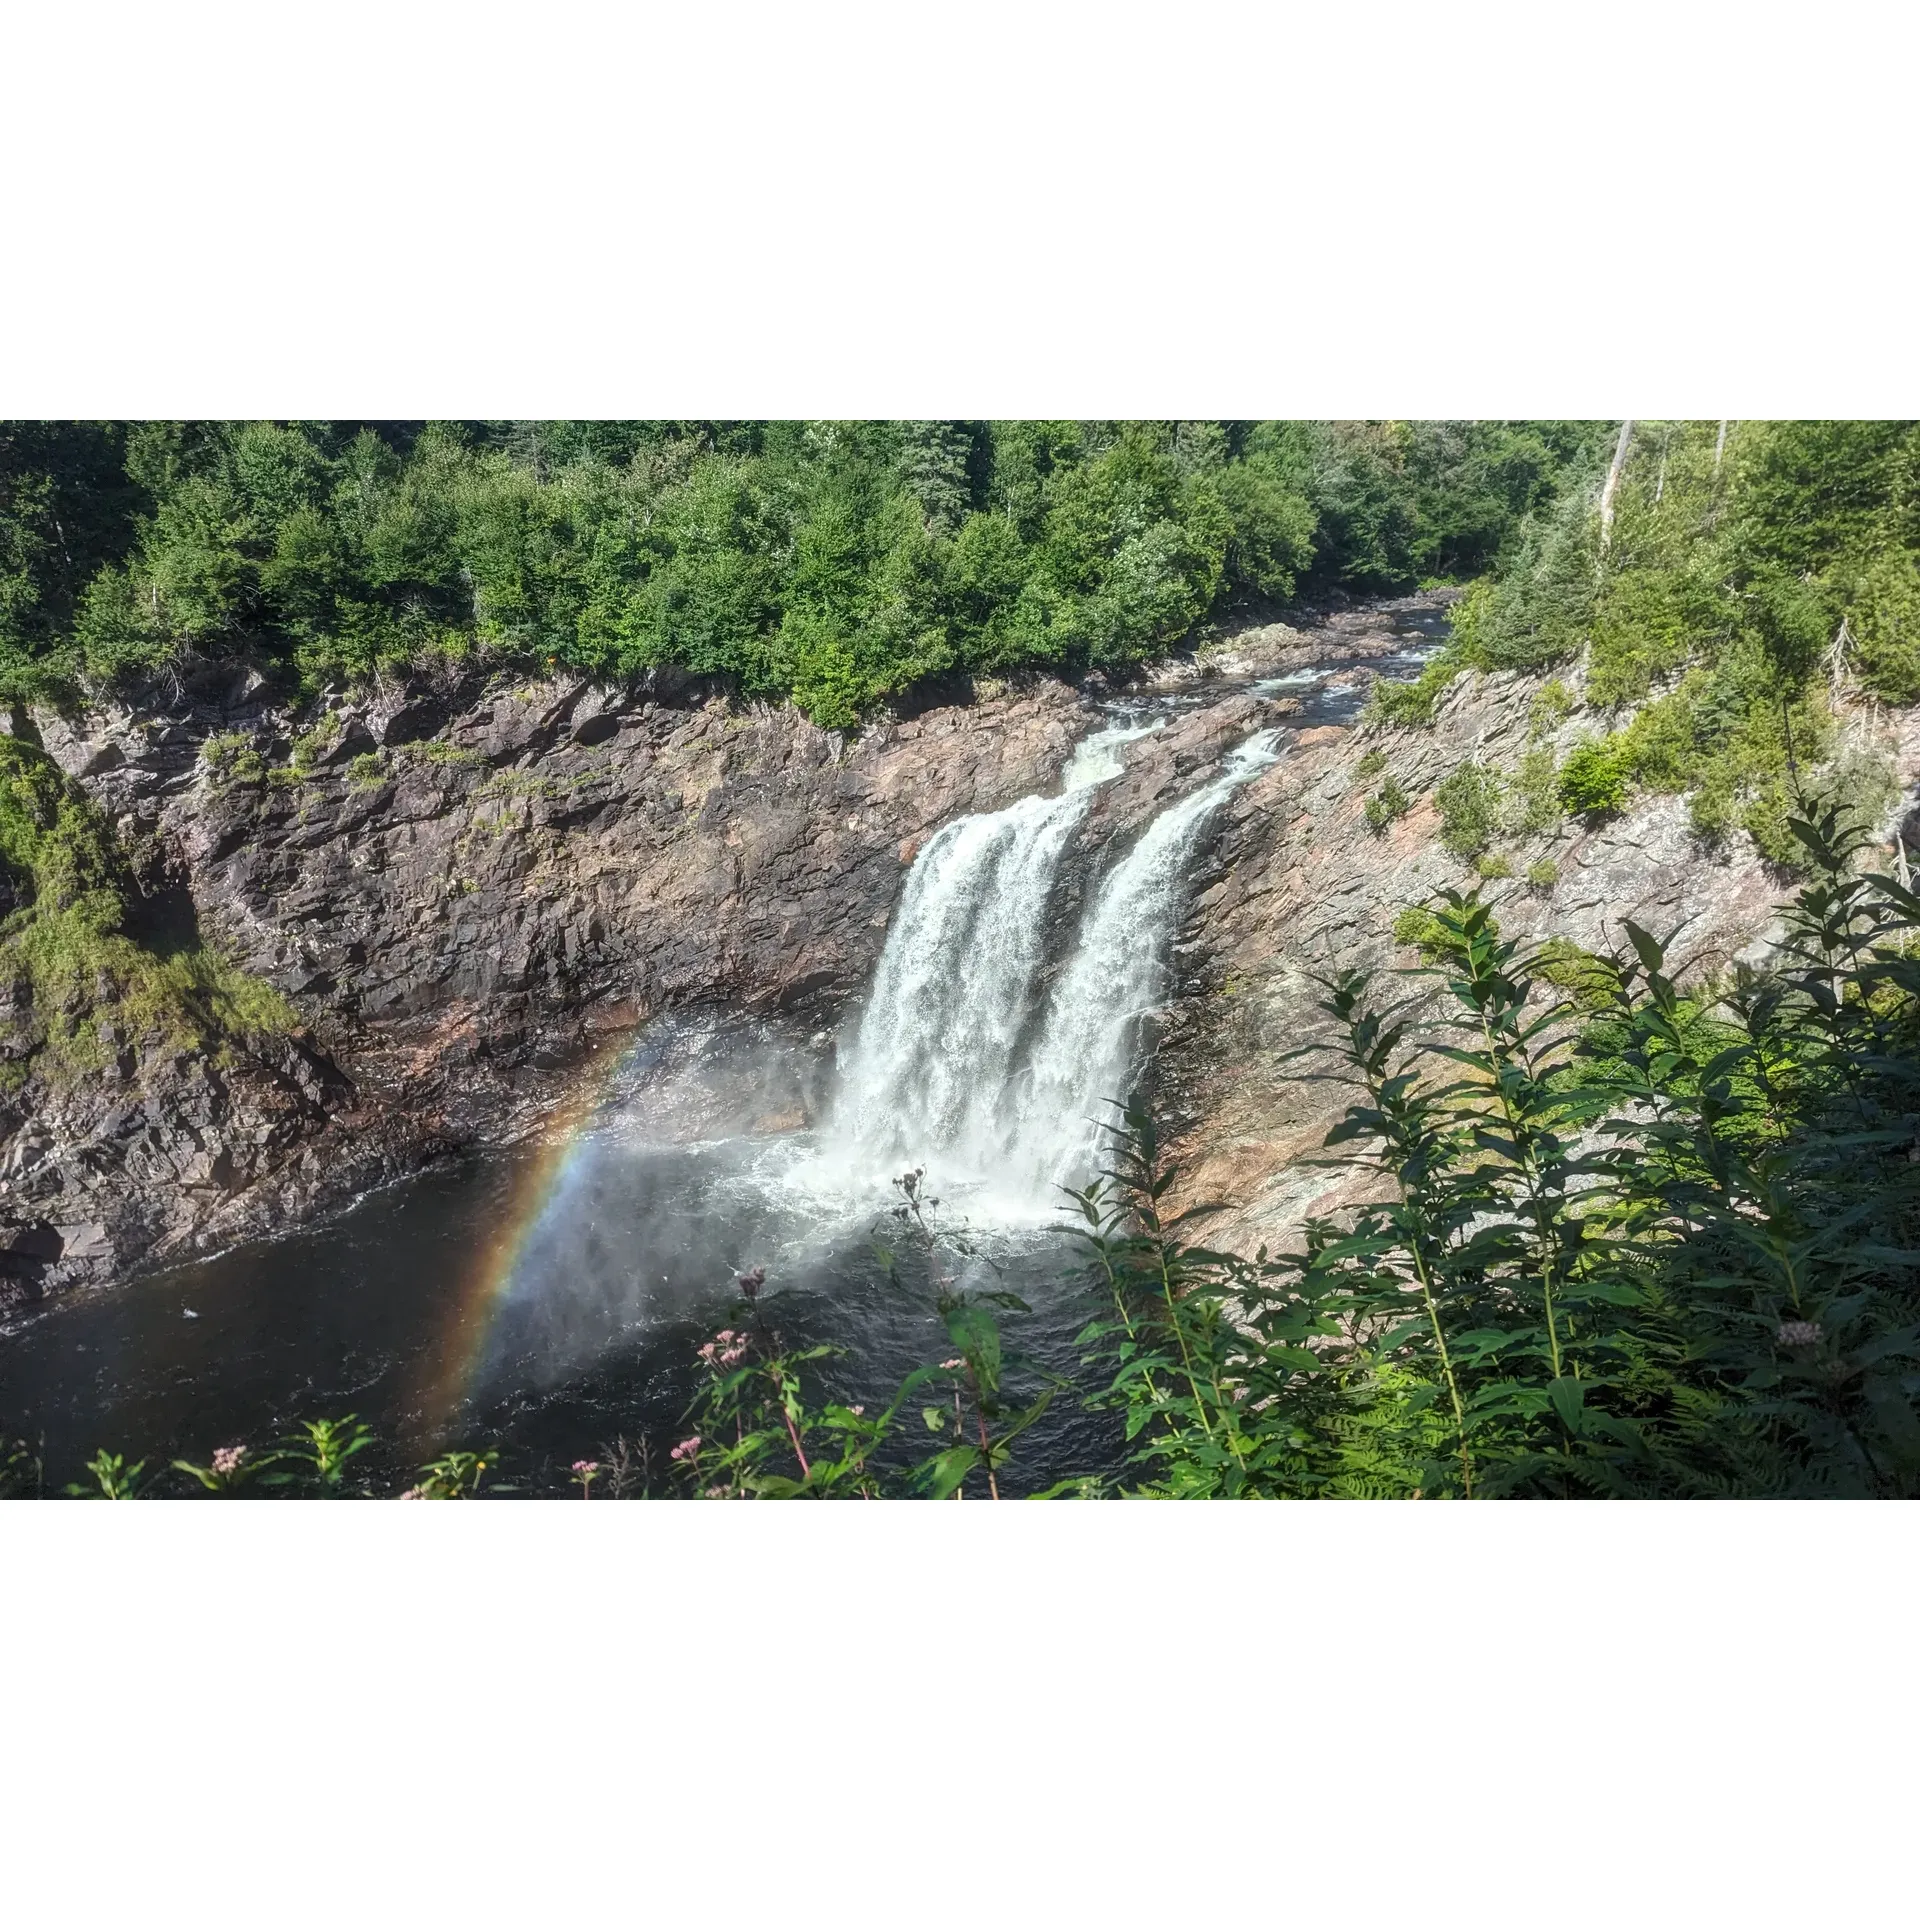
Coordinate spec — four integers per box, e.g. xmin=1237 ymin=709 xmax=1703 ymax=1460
xmin=1157 ymin=662 xmax=1920 ymax=1253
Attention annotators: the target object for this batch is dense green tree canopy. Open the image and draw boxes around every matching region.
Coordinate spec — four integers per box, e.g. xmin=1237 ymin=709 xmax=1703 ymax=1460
xmin=1420 ymin=419 xmax=1920 ymax=861
xmin=0 ymin=420 xmax=1605 ymax=725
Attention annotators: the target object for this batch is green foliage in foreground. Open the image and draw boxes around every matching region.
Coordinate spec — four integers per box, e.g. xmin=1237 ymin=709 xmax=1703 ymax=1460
xmin=1298 ymin=801 xmax=1920 ymax=1496
xmin=1371 ymin=420 xmax=1920 ymax=862
xmin=1 ymin=420 xmax=1602 ymax=727
xmin=0 ymin=734 xmax=297 ymax=1073
xmin=16 ymin=802 xmax=1920 ymax=1500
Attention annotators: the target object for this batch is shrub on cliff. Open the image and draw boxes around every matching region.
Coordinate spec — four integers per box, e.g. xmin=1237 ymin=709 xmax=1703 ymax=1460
xmin=1433 ymin=759 xmax=1504 ymax=859
xmin=0 ymin=734 xmax=296 ymax=1073
xmin=1364 ymin=652 xmax=1461 ymax=727
xmin=1363 ymin=774 xmax=1410 ymax=834
xmin=1556 ymin=736 xmax=1631 ymax=816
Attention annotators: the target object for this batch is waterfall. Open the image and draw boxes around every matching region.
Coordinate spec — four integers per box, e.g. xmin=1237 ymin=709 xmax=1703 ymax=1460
xmin=1006 ymin=729 xmax=1282 ymax=1200
xmin=824 ymin=721 xmax=1159 ymax=1188
xmin=824 ymin=722 xmax=1280 ymax=1215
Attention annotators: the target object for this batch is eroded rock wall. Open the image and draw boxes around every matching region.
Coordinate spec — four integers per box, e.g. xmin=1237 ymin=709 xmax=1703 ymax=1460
xmin=1158 ymin=667 xmax=1920 ymax=1253
xmin=4 ymin=670 xmax=1089 ymax=1303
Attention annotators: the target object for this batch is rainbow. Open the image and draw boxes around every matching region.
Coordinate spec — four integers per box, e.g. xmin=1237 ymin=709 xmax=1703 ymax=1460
xmin=425 ymin=1026 xmax=652 ymax=1426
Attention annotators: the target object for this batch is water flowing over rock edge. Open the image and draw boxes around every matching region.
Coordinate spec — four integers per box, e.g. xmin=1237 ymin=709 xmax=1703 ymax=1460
xmin=816 ymin=716 xmax=1287 ymax=1214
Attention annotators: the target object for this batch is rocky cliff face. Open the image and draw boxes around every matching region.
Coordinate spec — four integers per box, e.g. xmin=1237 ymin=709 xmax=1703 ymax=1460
xmin=10 ymin=595 xmax=1911 ymax=1313
xmin=5 ymin=667 xmax=1089 ymax=1306
xmin=1157 ymin=661 xmax=1920 ymax=1252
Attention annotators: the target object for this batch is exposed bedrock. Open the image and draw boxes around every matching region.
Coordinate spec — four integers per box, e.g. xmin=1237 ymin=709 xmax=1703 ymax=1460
xmin=1156 ymin=666 xmax=1920 ymax=1254
xmin=6 ymin=668 xmax=1096 ymax=1303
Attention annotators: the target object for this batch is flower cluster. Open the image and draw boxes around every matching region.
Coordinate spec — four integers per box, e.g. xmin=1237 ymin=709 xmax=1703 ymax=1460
xmin=670 ymin=1435 xmax=704 ymax=1463
xmin=698 ymin=1330 xmax=749 ymax=1369
xmin=211 ymin=1445 xmax=248 ymax=1478
xmin=1778 ymin=1320 xmax=1822 ymax=1347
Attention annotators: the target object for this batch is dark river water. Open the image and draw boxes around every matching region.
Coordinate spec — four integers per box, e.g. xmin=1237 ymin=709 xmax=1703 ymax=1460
xmin=0 ymin=607 xmax=1444 ymax=1496
xmin=0 ymin=1108 xmax=1124 ymax=1495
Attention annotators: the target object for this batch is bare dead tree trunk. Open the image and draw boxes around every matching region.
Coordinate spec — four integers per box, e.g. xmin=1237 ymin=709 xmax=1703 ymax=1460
xmin=1598 ymin=419 xmax=1635 ymax=557
xmin=1714 ymin=419 xmax=1729 ymax=473
xmin=1825 ymin=615 xmax=1856 ymax=703
xmin=1654 ymin=426 xmax=1670 ymax=504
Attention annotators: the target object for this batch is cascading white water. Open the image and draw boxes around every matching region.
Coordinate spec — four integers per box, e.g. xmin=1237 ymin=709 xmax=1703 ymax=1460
xmin=822 ymin=720 xmax=1159 ymax=1191
xmin=1005 ymin=729 xmax=1282 ymax=1200
xmin=823 ymin=720 xmax=1281 ymax=1216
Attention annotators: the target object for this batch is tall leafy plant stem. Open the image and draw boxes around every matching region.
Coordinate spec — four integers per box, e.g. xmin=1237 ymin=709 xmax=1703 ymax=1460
xmin=1096 ymin=1234 xmax=1177 ymax=1427
xmin=1334 ymin=989 xmax=1477 ymax=1496
xmin=748 ymin=1286 xmax=810 ymax=1481
xmin=1366 ymin=1082 xmax=1475 ymax=1494
xmin=1133 ymin=1162 xmax=1216 ymax=1441
xmin=778 ymin=1384 xmax=812 ymax=1479
xmin=1408 ymin=1231 xmax=1474 ymax=1498
xmin=1464 ymin=956 xmax=1568 ymax=1380
xmin=973 ymin=1383 xmax=1001 ymax=1501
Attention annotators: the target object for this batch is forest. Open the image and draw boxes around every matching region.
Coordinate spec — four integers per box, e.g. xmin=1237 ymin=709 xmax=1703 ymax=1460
xmin=1375 ymin=419 xmax=1920 ymax=863
xmin=1 ymin=419 xmax=1604 ymax=726
xmin=8 ymin=419 xmax=1915 ymax=867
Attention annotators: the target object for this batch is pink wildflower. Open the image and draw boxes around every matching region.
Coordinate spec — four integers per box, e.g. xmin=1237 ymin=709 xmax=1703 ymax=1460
xmin=211 ymin=1445 xmax=248 ymax=1477
xmin=571 ymin=1459 xmax=599 ymax=1476
xmin=700 ymin=1331 xmax=749 ymax=1368
xmin=941 ymin=1356 xmax=966 ymax=1371
xmin=848 ymin=1406 xmax=866 ymax=1418
xmin=398 ymin=1486 xmax=424 ymax=1500
xmin=670 ymin=1435 xmax=704 ymax=1462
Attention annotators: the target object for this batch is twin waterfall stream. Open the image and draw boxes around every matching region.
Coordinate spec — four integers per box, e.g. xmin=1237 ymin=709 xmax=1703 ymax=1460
xmin=825 ymin=721 xmax=1280 ymax=1210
